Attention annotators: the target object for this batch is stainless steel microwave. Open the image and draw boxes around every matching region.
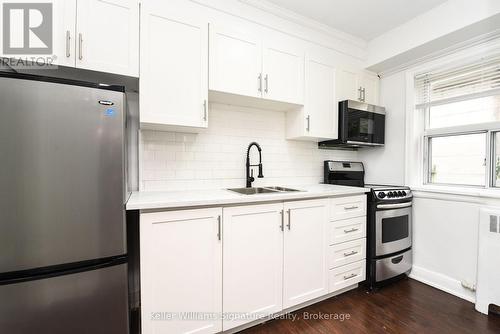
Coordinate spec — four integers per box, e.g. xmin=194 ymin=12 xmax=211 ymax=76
xmin=319 ymin=100 xmax=386 ymax=148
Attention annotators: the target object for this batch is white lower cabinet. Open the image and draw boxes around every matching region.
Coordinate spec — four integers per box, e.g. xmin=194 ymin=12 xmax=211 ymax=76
xmin=329 ymin=260 xmax=366 ymax=293
xmin=140 ymin=196 xmax=366 ymax=333
xmin=283 ymin=199 xmax=328 ymax=308
xmin=140 ymin=208 xmax=223 ymax=334
xmin=328 ymin=238 xmax=366 ymax=269
xmin=331 ymin=195 xmax=367 ymax=221
xmin=327 ymin=196 xmax=367 ymax=294
xmin=329 ymin=216 xmax=367 ymax=245
xmin=222 ymin=203 xmax=284 ymax=331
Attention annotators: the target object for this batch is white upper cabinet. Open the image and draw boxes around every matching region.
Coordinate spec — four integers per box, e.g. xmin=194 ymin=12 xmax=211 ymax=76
xmin=140 ymin=2 xmax=208 ymax=130
xmin=262 ymin=36 xmax=304 ymax=104
xmin=1 ymin=0 xmax=138 ymax=75
xmin=140 ymin=208 xmax=223 ymax=334
xmin=286 ymin=51 xmax=337 ymax=140
xmin=222 ymin=203 xmax=283 ymax=331
xmin=283 ymin=199 xmax=328 ymax=309
xmin=51 ymin=0 xmax=77 ymax=68
xmin=76 ymin=0 xmax=139 ymax=77
xmin=209 ymin=25 xmax=304 ymax=106
xmin=361 ymin=73 xmax=380 ymax=105
xmin=337 ymin=68 xmax=380 ymax=105
xmin=209 ymin=26 xmax=262 ymax=99
xmin=337 ymin=68 xmax=360 ymax=102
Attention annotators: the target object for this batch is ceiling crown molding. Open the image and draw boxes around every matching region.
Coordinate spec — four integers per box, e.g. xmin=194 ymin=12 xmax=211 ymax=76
xmin=238 ymin=0 xmax=367 ymax=49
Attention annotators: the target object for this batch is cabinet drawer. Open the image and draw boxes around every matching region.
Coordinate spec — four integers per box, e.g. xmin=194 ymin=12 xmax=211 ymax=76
xmin=329 ymin=260 xmax=366 ymax=293
xmin=330 ymin=195 xmax=366 ymax=221
xmin=328 ymin=238 xmax=366 ymax=269
xmin=329 ymin=216 xmax=366 ymax=245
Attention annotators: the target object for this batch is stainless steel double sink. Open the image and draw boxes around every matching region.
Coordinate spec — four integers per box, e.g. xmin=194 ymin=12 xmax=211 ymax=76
xmin=227 ymin=186 xmax=302 ymax=195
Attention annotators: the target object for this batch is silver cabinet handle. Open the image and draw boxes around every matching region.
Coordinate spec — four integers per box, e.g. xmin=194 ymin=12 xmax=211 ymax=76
xmin=286 ymin=209 xmax=291 ymax=230
xmin=361 ymin=88 xmax=366 ymax=102
xmin=343 ymin=250 xmax=358 ymax=257
xmin=65 ymin=30 xmax=71 ymax=57
xmin=264 ymin=74 xmax=268 ymax=93
xmin=258 ymin=73 xmax=262 ymax=93
xmin=343 ymin=273 xmax=357 ymax=280
xmin=306 ymin=115 xmax=310 ymax=132
xmin=78 ymin=33 xmax=83 ymax=60
xmin=217 ymin=215 xmax=221 ymax=241
xmin=358 ymin=87 xmax=363 ymax=101
xmin=280 ymin=210 xmax=284 ymax=231
xmin=344 ymin=206 xmax=359 ymax=210
xmin=344 ymin=228 xmax=359 ymax=233
xmin=203 ymin=100 xmax=207 ymax=121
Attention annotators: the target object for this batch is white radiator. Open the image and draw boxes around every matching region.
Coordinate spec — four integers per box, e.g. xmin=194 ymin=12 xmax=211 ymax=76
xmin=476 ymin=208 xmax=500 ymax=314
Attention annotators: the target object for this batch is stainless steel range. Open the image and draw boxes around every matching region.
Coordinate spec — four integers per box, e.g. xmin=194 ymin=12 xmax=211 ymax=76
xmin=367 ymin=185 xmax=412 ymax=288
xmin=324 ymin=161 xmax=413 ymax=289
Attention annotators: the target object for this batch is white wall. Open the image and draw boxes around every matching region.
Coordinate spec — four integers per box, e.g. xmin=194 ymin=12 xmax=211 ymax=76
xmin=371 ymin=40 xmax=500 ymax=303
xmin=358 ymin=72 xmax=406 ymax=185
xmin=411 ymin=194 xmax=480 ymax=302
xmin=140 ymin=103 xmax=358 ymax=191
xmin=367 ymin=0 xmax=500 ymax=72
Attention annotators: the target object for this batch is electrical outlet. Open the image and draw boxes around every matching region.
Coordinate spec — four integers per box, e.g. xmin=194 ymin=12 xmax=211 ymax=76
xmin=490 ymin=215 xmax=499 ymax=233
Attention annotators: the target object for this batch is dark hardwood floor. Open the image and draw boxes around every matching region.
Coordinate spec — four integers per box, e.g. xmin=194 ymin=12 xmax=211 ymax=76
xmin=241 ymin=278 xmax=500 ymax=334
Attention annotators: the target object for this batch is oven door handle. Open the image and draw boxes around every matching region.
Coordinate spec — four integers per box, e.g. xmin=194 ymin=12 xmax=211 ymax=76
xmin=377 ymin=202 xmax=412 ymax=209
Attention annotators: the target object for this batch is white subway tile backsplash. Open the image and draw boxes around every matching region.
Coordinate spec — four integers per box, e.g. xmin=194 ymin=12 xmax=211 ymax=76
xmin=140 ymin=103 xmax=358 ymax=191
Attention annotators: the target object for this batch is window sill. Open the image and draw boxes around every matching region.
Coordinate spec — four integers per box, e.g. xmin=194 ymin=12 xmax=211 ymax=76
xmin=410 ymin=184 xmax=500 ymax=200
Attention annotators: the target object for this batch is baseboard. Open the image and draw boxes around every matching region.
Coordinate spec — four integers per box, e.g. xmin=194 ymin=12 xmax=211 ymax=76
xmin=409 ymin=265 xmax=476 ymax=303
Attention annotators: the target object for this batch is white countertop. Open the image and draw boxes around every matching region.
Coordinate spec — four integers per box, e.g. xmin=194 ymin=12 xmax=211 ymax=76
xmin=126 ymin=184 xmax=370 ymax=210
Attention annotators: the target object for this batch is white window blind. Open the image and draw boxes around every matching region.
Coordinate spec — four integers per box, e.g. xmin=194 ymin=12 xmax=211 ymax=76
xmin=415 ymin=56 xmax=500 ymax=109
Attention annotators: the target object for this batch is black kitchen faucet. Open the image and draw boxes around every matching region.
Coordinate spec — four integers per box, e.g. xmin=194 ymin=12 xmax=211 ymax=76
xmin=246 ymin=142 xmax=264 ymax=188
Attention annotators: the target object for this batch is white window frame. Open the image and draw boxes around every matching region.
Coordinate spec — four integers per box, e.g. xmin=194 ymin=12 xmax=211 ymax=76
xmin=404 ymin=39 xmax=500 ymax=192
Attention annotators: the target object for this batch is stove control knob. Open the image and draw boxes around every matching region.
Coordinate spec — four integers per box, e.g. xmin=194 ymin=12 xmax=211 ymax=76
xmin=402 ymin=191 xmax=407 ymax=196
xmin=378 ymin=192 xmax=386 ymax=199
xmin=398 ymin=191 xmax=403 ymax=197
xmin=387 ymin=192 xmax=393 ymax=198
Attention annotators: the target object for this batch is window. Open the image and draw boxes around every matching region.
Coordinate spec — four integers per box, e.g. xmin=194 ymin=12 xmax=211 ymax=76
xmin=428 ymin=133 xmax=486 ymax=186
xmin=415 ymin=56 xmax=500 ymax=188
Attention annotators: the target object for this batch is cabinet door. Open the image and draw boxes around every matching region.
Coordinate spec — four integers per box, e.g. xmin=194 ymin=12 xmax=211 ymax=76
xmin=140 ymin=208 xmax=223 ymax=334
xmin=304 ymin=57 xmax=337 ymax=139
xmin=262 ymin=41 xmax=304 ymax=104
xmin=0 ymin=0 xmax=76 ymax=67
xmin=76 ymin=0 xmax=139 ymax=76
xmin=52 ymin=0 xmax=77 ymax=67
xmin=337 ymin=68 xmax=361 ymax=102
xmin=209 ymin=25 xmax=262 ymax=98
xmin=283 ymin=199 xmax=328 ymax=309
xmin=140 ymin=2 xmax=208 ymax=129
xmin=223 ymin=204 xmax=283 ymax=331
xmin=361 ymin=73 xmax=380 ymax=105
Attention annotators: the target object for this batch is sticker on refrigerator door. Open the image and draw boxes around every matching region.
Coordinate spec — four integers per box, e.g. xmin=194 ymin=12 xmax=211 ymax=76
xmin=104 ymin=108 xmax=116 ymax=117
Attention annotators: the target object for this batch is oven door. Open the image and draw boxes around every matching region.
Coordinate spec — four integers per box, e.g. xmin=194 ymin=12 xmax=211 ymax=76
xmin=375 ymin=203 xmax=412 ymax=257
xmin=341 ymin=101 xmax=385 ymax=146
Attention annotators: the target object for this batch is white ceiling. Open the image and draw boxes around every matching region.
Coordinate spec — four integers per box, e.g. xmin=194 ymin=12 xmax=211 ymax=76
xmin=264 ymin=0 xmax=449 ymax=41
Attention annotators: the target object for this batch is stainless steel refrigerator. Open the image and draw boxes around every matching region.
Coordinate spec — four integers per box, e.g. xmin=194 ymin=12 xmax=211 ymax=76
xmin=0 ymin=72 xmax=129 ymax=334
